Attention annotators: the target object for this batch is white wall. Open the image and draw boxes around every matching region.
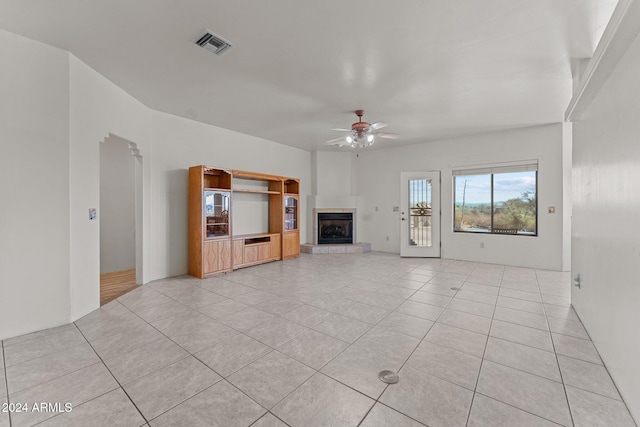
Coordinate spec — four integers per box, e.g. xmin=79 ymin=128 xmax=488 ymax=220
xmin=148 ymin=111 xmax=311 ymax=280
xmin=100 ymin=136 xmax=136 ymax=274
xmin=314 ymin=151 xmax=353 ymax=196
xmin=1 ymin=29 xmax=311 ymax=340
xmin=562 ymin=123 xmax=573 ymax=271
xmin=69 ymin=55 xmax=152 ymax=321
xmin=0 ymin=30 xmax=71 ymax=339
xmin=307 ymin=151 xmax=360 ymax=242
xmin=571 ymin=29 xmax=640 ymax=421
xmin=353 ymin=124 xmax=568 ymax=270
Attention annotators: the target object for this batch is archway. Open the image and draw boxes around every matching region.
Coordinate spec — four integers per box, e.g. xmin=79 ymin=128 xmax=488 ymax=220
xmin=99 ymin=134 xmax=143 ymax=304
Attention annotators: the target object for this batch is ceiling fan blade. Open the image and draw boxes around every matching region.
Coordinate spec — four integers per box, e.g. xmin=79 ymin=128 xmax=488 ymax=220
xmin=324 ymin=141 xmax=347 ymax=147
xmin=331 ymin=128 xmax=353 ymax=132
xmin=370 ymin=122 xmax=389 ymax=130
xmin=325 ymin=137 xmax=347 ymax=144
xmin=377 ymin=132 xmax=400 ymax=139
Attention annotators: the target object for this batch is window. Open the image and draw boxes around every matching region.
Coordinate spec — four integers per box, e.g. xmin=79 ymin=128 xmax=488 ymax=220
xmin=453 ymin=161 xmax=537 ymax=236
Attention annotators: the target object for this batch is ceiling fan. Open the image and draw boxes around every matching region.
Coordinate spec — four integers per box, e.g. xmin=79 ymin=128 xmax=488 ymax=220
xmin=325 ymin=110 xmax=399 ymax=148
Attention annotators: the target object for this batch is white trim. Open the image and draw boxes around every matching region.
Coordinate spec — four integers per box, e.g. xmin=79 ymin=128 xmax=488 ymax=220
xmin=565 ymin=0 xmax=638 ymax=121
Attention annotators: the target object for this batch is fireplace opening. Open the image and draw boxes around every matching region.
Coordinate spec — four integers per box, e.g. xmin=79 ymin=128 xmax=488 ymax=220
xmin=318 ymin=213 xmax=353 ymax=244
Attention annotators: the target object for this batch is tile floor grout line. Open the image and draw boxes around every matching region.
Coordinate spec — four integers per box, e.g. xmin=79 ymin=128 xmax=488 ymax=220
xmin=28 ymin=387 xmax=124 ymax=427
xmin=71 ymin=322 xmax=151 ymax=426
xmin=464 ymin=264 xmax=503 ymax=427
xmin=6 ymin=361 xmax=110 ymax=425
xmin=365 ymin=401 xmax=430 ymax=427
xmin=472 ymin=390 xmax=567 ymax=426
xmin=485 ymin=316 xmax=550 ymax=334
xmin=140 ymin=380 xmax=228 ymax=424
xmin=567 ymin=304 xmax=638 ymax=419
xmin=110 ymin=298 xmax=240 ymax=382
xmin=1 ymin=325 xmax=77 ymax=351
xmin=249 ymin=411 xmax=291 ymax=427
xmin=356 ymin=261 xmax=473 ymax=426
xmin=3 ymin=340 xmax=98 ymax=375
xmin=6 ymin=255 xmax=633 ymax=426
xmin=81 ymin=295 xmax=278 ymax=422
xmin=81 ymin=300 xmax=196 ymax=364
xmin=2 ymin=341 xmax=12 ymax=427
xmin=5 ymin=359 xmax=112 ymax=399
xmin=281 ymin=262 xmax=447 ymax=425
xmin=535 ymin=268 xmax=576 ymax=427
xmin=4 ymin=334 xmax=125 ymax=426
xmin=354 ymin=313 xmax=439 ymax=425
xmin=396 ymin=266 xmax=606 ymax=422
xmin=115 ymin=282 xmax=329 ymax=424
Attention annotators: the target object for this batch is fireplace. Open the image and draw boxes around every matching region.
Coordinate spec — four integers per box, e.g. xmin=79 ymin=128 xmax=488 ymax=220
xmin=318 ymin=212 xmax=353 ymax=244
xmin=303 ymin=207 xmax=367 ymax=253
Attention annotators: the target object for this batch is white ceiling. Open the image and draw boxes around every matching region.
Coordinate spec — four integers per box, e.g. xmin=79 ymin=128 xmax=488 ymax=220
xmin=0 ymin=0 xmax=617 ymax=151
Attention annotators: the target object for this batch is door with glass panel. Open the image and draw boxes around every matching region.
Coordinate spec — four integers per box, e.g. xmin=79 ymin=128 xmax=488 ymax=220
xmin=400 ymin=172 xmax=441 ymax=257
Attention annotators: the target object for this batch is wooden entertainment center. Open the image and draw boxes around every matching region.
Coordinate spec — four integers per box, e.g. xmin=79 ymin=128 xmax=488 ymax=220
xmin=188 ymin=166 xmax=300 ymax=278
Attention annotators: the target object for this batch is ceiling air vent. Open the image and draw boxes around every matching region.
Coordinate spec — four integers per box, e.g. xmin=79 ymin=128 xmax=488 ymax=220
xmin=195 ymin=30 xmax=233 ymax=56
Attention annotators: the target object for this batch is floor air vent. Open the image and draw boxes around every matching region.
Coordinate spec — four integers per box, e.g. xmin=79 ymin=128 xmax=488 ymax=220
xmin=195 ymin=30 xmax=232 ymax=56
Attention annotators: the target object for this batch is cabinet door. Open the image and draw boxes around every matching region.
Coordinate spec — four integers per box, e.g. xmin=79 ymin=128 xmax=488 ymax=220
xmin=203 ymin=241 xmax=219 ymax=274
xmin=233 ymin=239 xmax=244 ymax=267
xmin=219 ymin=240 xmax=232 ymax=271
xmin=258 ymin=243 xmax=270 ymax=261
xmin=284 ymin=196 xmax=299 ymax=231
xmin=244 ymin=245 xmax=259 ymax=264
xmin=283 ymin=232 xmax=300 ymax=260
xmin=270 ymin=234 xmax=281 ymax=260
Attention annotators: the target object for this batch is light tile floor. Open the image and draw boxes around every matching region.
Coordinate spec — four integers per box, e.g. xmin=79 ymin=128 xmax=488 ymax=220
xmin=1 ymin=253 xmax=637 ymax=426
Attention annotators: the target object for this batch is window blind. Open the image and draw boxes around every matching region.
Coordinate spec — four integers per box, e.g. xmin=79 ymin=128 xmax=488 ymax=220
xmin=452 ymin=160 xmax=538 ymax=176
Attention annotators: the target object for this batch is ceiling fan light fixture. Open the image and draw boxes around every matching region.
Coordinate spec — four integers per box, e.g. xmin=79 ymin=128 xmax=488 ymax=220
xmin=326 ymin=110 xmax=398 ymax=148
xmin=349 ymin=130 xmax=375 ymax=148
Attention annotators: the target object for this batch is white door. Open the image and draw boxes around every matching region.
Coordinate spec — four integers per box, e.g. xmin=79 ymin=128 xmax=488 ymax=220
xmin=400 ymin=172 xmax=440 ymax=257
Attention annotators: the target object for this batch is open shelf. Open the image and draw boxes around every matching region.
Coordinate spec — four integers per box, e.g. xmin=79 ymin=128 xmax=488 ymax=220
xmin=284 ymin=179 xmax=299 ymax=194
xmin=233 ymin=188 xmax=281 ymax=195
xmin=189 ymin=166 xmax=300 ymax=277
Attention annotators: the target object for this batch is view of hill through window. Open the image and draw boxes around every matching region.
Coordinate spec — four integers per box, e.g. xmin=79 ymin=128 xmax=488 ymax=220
xmin=454 ymin=171 xmax=537 ymax=235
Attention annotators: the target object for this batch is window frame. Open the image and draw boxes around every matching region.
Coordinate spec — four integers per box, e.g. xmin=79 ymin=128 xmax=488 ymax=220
xmin=452 ymin=163 xmax=538 ymax=237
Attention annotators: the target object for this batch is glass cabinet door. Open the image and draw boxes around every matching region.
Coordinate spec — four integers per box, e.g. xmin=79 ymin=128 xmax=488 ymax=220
xmin=284 ymin=196 xmax=298 ymax=230
xmin=204 ymin=190 xmax=230 ymax=238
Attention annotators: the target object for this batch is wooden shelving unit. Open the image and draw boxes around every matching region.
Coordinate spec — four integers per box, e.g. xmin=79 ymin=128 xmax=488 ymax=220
xmin=232 ymin=233 xmax=281 ymax=269
xmin=282 ymin=178 xmax=300 ymax=260
xmin=189 ymin=166 xmax=233 ymax=278
xmin=232 ymin=189 xmax=281 ymax=195
xmin=188 ymin=166 xmax=300 ymax=277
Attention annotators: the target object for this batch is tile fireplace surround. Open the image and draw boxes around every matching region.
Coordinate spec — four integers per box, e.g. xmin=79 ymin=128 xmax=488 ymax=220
xmin=302 ymin=208 xmax=371 ymax=254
